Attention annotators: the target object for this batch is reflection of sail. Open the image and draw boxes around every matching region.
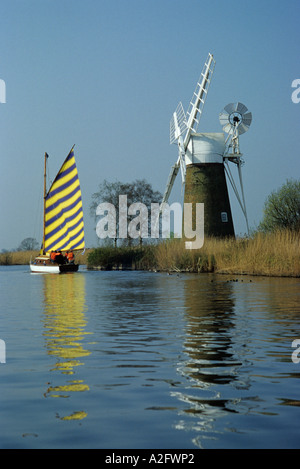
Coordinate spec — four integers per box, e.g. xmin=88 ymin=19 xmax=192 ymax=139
xmin=42 ymin=273 xmax=90 ymax=420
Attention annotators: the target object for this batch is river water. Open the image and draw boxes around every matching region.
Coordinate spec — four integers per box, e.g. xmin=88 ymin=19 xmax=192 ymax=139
xmin=0 ymin=265 xmax=300 ymax=449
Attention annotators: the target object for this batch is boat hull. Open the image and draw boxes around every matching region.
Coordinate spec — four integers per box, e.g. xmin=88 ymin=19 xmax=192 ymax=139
xmin=30 ymin=256 xmax=79 ymax=274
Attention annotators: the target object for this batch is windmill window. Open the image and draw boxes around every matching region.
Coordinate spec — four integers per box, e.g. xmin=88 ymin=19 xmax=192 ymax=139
xmin=221 ymin=212 xmax=228 ymax=222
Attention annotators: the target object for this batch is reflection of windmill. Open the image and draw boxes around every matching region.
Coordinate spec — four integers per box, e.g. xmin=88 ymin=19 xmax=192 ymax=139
xmin=161 ymin=53 xmax=252 ymax=238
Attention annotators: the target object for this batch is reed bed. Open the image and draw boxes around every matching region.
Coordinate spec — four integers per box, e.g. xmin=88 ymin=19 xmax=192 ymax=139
xmin=0 ymin=250 xmax=39 ymax=265
xmin=0 ymin=249 xmax=91 ymax=266
xmin=154 ymin=229 xmax=300 ymax=277
xmin=1 ymin=230 xmax=299 ymax=277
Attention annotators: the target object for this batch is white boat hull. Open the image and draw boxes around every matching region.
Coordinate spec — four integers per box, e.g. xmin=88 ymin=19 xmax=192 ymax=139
xmin=30 ymin=263 xmax=60 ymax=274
xmin=30 ymin=256 xmax=79 ymax=274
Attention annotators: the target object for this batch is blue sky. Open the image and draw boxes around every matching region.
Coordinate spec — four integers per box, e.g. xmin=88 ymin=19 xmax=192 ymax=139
xmin=0 ymin=0 xmax=299 ymax=250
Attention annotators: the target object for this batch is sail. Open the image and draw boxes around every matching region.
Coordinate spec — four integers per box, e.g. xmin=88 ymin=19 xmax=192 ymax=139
xmin=44 ymin=148 xmax=85 ymax=253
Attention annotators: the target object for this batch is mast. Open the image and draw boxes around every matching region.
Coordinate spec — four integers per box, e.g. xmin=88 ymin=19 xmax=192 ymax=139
xmin=43 ymin=152 xmax=48 ymax=254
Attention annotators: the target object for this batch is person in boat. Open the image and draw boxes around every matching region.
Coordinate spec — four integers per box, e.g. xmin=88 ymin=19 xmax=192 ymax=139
xmin=56 ymin=251 xmax=65 ymax=264
xmin=50 ymin=250 xmax=64 ymax=264
xmin=50 ymin=251 xmax=57 ymax=263
xmin=65 ymin=250 xmax=74 ymax=264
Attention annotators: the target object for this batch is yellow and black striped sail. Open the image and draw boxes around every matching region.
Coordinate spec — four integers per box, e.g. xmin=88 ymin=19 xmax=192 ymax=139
xmin=44 ymin=149 xmax=85 ymax=253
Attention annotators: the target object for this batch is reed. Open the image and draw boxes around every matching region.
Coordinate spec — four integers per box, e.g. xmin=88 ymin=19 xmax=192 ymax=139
xmin=87 ymin=246 xmax=156 ymax=270
xmin=0 ymin=249 xmax=91 ymax=266
xmin=0 ymin=250 xmax=39 ymax=265
xmin=2 ymin=230 xmax=299 ymax=277
xmin=154 ymin=229 xmax=300 ymax=277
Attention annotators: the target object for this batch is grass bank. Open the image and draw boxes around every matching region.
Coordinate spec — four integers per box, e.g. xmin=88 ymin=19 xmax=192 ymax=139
xmin=87 ymin=229 xmax=300 ymax=277
xmin=2 ymin=230 xmax=299 ymax=277
xmin=0 ymin=249 xmax=91 ymax=266
xmin=154 ymin=229 xmax=300 ymax=277
xmin=87 ymin=246 xmax=156 ymax=271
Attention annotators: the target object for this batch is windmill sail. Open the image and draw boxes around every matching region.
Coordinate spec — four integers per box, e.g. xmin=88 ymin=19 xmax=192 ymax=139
xmin=44 ymin=148 xmax=85 ymax=253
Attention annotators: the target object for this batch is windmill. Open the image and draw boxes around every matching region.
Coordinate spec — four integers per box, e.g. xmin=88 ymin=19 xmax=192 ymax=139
xmin=161 ymin=52 xmax=252 ymax=240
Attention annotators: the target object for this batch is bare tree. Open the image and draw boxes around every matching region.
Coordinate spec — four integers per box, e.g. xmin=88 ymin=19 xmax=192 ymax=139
xmin=90 ymin=179 xmax=162 ymax=246
xmin=18 ymin=237 xmax=39 ymax=251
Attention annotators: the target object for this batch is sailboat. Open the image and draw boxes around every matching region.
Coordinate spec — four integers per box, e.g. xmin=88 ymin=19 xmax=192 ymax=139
xmin=30 ymin=146 xmax=85 ymax=273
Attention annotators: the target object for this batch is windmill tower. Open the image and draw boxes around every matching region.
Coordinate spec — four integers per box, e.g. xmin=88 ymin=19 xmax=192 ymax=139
xmin=161 ymin=53 xmax=252 ymax=240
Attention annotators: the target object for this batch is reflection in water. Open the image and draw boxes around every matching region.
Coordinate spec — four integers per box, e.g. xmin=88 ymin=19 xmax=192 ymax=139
xmin=2 ymin=268 xmax=300 ymax=447
xmin=183 ymin=277 xmax=237 ymax=385
xmin=42 ymin=273 xmax=90 ymax=421
xmin=173 ymin=275 xmax=249 ymax=445
xmin=172 ymin=275 xmax=300 ymax=447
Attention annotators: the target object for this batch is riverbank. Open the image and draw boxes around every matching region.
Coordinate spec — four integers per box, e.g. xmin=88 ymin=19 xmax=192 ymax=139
xmin=87 ymin=229 xmax=300 ymax=277
xmin=0 ymin=249 xmax=91 ymax=266
xmin=156 ymin=229 xmax=299 ymax=277
xmin=1 ymin=230 xmax=299 ymax=277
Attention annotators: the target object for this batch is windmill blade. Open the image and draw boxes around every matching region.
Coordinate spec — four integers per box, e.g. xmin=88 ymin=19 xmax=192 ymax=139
xmin=242 ymin=111 xmax=252 ymax=127
xmin=222 ymin=122 xmax=235 ymax=134
xmin=235 ymin=102 xmax=249 ymax=115
xmin=170 ymin=103 xmax=187 ymax=187
xmin=184 ymin=53 xmax=215 ymax=147
xmin=170 ymin=102 xmax=187 ymax=145
xmin=224 ymin=103 xmax=236 ymax=114
xmin=237 ymin=122 xmax=249 ymax=135
xmin=178 ymin=143 xmax=186 ymax=185
xmin=220 ymin=108 xmax=235 ymax=134
xmin=161 ymin=162 xmax=180 ymax=206
xmin=153 ymin=160 xmax=181 ymax=236
xmin=160 ymin=53 xmax=216 ymax=222
xmin=236 ymin=111 xmax=252 ymax=135
xmin=219 ymin=110 xmax=230 ymax=128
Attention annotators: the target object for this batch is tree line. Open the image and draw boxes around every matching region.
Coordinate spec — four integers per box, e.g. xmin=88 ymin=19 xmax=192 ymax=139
xmin=4 ymin=177 xmax=299 ymax=253
xmin=91 ymin=177 xmax=300 ymax=243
